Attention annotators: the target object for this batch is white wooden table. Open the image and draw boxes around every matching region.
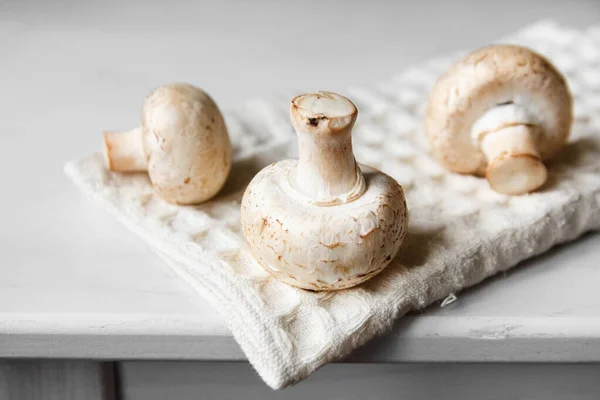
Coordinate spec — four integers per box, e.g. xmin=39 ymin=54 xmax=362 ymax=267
xmin=1 ymin=1 xmax=600 ymax=399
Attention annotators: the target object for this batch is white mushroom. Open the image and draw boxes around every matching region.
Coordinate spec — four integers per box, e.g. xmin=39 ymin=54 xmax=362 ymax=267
xmin=425 ymin=45 xmax=573 ymax=195
xmin=241 ymin=92 xmax=408 ymax=291
xmin=103 ymin=83 xmax=232 ymax=204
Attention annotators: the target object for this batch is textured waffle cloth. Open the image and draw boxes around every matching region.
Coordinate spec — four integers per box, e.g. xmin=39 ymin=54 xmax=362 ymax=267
xmin=65 ymin=21 xmax=600 ymax=389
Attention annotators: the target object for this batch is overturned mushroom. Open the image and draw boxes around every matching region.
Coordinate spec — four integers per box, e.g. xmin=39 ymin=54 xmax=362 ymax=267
xmin=103 ymin=83 xmax=232 ymax=204
xmin=241 ymin=92 xmax=408 ymax=291
xmin=425 ymin=45 xmax=573 ymax=195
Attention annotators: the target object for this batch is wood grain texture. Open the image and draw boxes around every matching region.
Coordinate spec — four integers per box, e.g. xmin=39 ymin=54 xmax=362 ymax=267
xmin=0 ymin=361 xmax=116 ymax=400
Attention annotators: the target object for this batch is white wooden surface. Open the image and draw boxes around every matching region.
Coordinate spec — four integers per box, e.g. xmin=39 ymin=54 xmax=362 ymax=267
xmin=1 ymin=0 xmax=600 ymax=364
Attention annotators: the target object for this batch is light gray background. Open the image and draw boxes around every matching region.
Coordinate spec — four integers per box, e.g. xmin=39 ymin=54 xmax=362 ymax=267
xmin=1 ymin=0 xmax=600 ymax=399
xmin=3 ymin=0 xmax=600 ymax=120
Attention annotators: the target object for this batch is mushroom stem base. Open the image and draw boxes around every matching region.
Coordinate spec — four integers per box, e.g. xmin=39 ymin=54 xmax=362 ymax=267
xmin=103 ymin=126 xmax=147 ymax=172
xmin=486 ymin=153 xmax=547 ymax=195
xmin=481 ymin=125 xmax=547 ymax=195
xmin=290 ymin=163 xmax=367 ymax=206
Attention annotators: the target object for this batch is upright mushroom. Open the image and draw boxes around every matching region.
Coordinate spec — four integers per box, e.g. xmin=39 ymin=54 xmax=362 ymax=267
xmin=424 ymin=45 xmax=573 ymax=195
xmin=103 ymin=83 xmax=232 ymax=204
xmin=241 ymin=91 xmax=408 ymax=291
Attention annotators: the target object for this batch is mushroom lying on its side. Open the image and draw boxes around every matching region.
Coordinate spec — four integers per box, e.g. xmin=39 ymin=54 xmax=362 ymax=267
xmin=241 ymin=92 xmax=408 ymax=291
xmin=425 ymin=45 xmax=573 ymax=195
xmin=103 ymin=83 xmax=232 ymax=204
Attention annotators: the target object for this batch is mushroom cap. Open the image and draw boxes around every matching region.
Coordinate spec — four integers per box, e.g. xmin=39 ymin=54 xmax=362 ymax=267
xmin=241 ymin=160 xmax=408 ymax=291
xmin=424 ymin=45 xmax=573 ymax=175
xmin=142 ymin=83 xmax=232 ymax=204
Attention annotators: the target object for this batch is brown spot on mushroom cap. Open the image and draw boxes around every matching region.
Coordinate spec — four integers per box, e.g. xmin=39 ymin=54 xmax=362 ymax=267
xmin=319 ymin=241 xmax=345 ymax=249
xmin=424 ymin=44 xmax=572 ymax=175
xmin=359 ymin=227 xmax=378 ymax=239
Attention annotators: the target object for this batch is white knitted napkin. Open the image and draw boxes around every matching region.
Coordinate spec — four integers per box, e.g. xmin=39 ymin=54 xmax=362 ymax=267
xmin=65 ymin=21 xmax=600 ymax=389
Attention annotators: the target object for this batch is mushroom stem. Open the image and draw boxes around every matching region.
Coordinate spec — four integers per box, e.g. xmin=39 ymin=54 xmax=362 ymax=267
xmin=481 ymin=124 xmax=548 ymax=195
xmin=290 ymin=92 xmax=366 ymax=205
xmin=296 ymin=129 xmax=360 ymax=196
xmin=103 ymin=126 xmax=147 ymax=172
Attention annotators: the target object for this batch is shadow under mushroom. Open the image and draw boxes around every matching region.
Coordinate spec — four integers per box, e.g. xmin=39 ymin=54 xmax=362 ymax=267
xmin=199 ymin=141 xmax=295 ymax=202
xmin=539 ymin=137 xmax=600 ymax=192
xmin=357 ymin=225 xmax=448 ymax=293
